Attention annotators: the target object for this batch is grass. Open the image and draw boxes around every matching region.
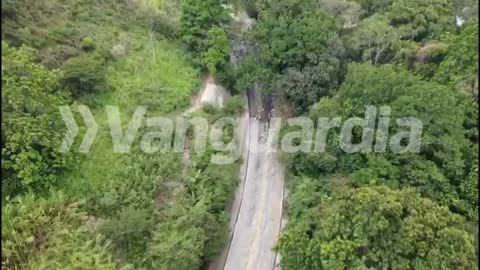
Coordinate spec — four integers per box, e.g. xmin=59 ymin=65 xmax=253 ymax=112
xmin=10 ymin=0 xmax=203 ymax=202
xmin=2 ymin=0 xmax=168 ymax=68
xmin=62 ymin=35 xmax=200 ymax=200
xmin=106 ymin=34 xmax=200 ymax=115
xmin=3 ymin=0 xmax=241 ymax=267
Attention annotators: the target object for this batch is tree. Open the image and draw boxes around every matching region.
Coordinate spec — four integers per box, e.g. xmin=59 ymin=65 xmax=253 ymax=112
xmin=279 ymin=186 xmax=477 ymax=270
xmin=302 ymin=63 xmax=474 ymax=217
xmin=345 ymin=0 xmax=458 ymax=66
xmin=202 ymin=27 xmax=230 ymax=73
xmin=346 ymin=14 xmax=399 ymax=64
xmin=458 ymin=144 xmax=479 ymax=221
xmin=180 ymin=0 xmax=229 ymax=53
xmin=251 ymin=0 xmax=347 ymax=114
xmin=435 ymin=21 xmax=479 ymax=99
xmin=345 ymin=14 xmax=421 ymax=65
xmin=1 ymin=42 xmax=74 ymax=196
xmin=332 ymin=64 xmax=466 ymax=176
xmin=256 ymin=0 xmax=341 ymax=70
xmin=319 ymin=0 xmax=361 ymax=28
xmin=355 ymin=0 xmax=393 ymax=17
xmin=279 ymin=56 xmax=345 ymax=114
xmin=387 ymin=0 xmax=456 ymax=41
xmin=413 ymin=41 xmax=449 ymax=79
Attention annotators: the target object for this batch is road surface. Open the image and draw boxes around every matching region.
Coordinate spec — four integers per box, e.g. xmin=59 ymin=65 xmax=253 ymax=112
xmin=220 ymin=89 xmax=285 ymax=270
xmin=208 ymin=10 xmax=286 ymax=269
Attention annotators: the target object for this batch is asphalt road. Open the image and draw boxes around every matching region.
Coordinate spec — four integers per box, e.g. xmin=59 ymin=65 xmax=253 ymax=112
xmin=207 ymin=12 xmax=286 ymax=268
xmin=220 ymin=88 xmax=285 ymax=270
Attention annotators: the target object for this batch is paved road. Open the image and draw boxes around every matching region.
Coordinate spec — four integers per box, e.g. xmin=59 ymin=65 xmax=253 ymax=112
xmin=220 ymin=88 xmax=285 ymax=270
xmin=207 ymin=11 xmax=286 ymax=268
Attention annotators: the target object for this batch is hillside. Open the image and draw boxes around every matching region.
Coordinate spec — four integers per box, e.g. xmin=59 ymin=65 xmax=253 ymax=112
xmin=2 ymin=0 xmax=479 ymax=270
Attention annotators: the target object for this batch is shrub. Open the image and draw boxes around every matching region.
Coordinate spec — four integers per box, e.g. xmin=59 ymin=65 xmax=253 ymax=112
xmin=1 ymin=0 xmax=18 ymax=18
xmin=38 ymin=44 xmax=80 ymax=69
xmin=1 ymin=42 xmax=75 ymax=196
xmin=202 ymin=103 xmax=220 ymax=115
xmin=202 ymin=27 xmax=230 ymax=73
xmin=222 ymin=95 xmax=245 ymax=116
xmin=1 ymin=192 xmax=83 ymax=269
xmin=81 ymin=36 xmax=96 ymax=51
xmin=27 ymin=229 xmax=123 ymax=270
xmin=144 ymin=200 xmax=230 ymax=269
xmin=144 ymin=215 xmax=206 ymax=270
xmin=151 ymin=15 xmax=179 ymax=38
xmin=60 ymin=54 xmax=106 ymax=97
xmin=100 ymin=207 xmax=154 ymax=262
xmin=92 ymin=151 xmax=181 ymax=215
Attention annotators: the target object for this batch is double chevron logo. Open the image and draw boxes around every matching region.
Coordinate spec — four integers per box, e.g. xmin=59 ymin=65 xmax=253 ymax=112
xmin=59 ymin=105 xmax=98 ymax=153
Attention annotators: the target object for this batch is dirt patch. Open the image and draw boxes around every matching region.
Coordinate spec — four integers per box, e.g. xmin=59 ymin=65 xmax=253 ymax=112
xmin=199 ymin=75 xmax=230 ymax=107
xmin=186 ymin=75 xmax=231 ymax=114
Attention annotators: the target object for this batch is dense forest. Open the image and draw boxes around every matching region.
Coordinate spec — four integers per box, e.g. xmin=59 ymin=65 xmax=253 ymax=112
xmin=263 ymin=0 xmax=480 ymax=269
xmin=1 ymin=0 xmax=479 ymax=269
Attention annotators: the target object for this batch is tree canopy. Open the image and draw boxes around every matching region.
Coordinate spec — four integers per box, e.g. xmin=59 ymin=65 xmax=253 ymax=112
xmin=387 ymin=0 xmax=455 ymax=41
xmin=1 ymin=0 xmax=478 ymax=269
xmin=1 ymin=42 xmax=74 ymax=196
xmin=248 ymin=0 xmax=347 ymax=113
xmin=180 ymin=0 xmax=230 ymax=53
xmin=202 ymin=27 xmax=230 ymax=74
xmin=294 ymin=63 xmax=476 ymax=220
xmin=279 ymin=186 xmax=477 ymax=270
xmin=435 ymin=20 xmax=479 ymax=99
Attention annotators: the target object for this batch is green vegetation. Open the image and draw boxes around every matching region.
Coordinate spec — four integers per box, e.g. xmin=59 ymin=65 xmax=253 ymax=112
xmin=180 ymin=0 xmax=230 ymax=53
xmin=227 ymin=0 xmax=479 ymax=269
xmin=2 ymin=0 xmax=241 ymax=269
xmin=60 ymin=54 xmax=107 ymax=98
xmin=2 ymin=192 xmax=121 ymax=269
xmin=1 ymin=42 xmax=74 ymax=196
xmin=179 ymin=0 xmax=233 ymax=75
xmin=202 ymin=27 xmax=230 ymax=73
xmin=1 ymin=0 xmax=479 ymax=269
xmin=242 ymin=0 xmax=347 ymax=114
xmin=105 ymin=36 xmax=200 ymax=114
xmin=81 ymin=36 xmax=96 ymax=51
xmin=435 ymin=21 xmax=479 ymax=98
xmin=279 ymin=185 xmax=477 ymax=269
xmin=388 ymin=0 xmax=455 ymax=41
